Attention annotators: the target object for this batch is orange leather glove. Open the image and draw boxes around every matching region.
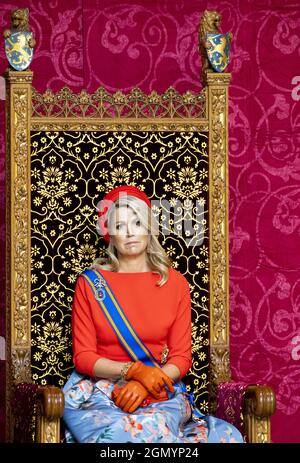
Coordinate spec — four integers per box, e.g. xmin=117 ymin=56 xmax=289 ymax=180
xmin=140 ymin=388 xmax=169 ymax=407
xmin=112 ymin=384 xmax=169 ymax=408
xmin=125 ymin=361 xmax=174 ymax=398
xmin=112 ymin=380 xmax=149 ymax=413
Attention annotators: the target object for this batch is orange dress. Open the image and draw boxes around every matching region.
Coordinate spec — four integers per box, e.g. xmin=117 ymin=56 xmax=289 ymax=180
xmin=72 ymin=267 xmax=192 ymax=380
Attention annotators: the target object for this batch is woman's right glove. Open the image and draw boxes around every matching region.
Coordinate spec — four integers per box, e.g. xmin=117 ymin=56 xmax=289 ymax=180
xmin=125 ymin=360 xmax=174 ymax=398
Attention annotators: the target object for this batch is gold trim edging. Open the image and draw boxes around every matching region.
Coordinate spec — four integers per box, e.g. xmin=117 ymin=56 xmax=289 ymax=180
xmin=207 ymin=73 xmax=231 ymax=408
xmin=30 ymin=118 xmax=209 ymax=132
xmin=5 ymin=70 xmax=33 ymax=441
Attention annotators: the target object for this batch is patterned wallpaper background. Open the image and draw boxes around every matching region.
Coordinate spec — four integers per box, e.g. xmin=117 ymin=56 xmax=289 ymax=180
xmin=0 ymin=0 xmax=300 ymax=443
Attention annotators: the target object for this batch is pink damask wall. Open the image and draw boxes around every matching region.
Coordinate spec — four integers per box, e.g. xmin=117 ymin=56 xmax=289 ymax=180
xmin=0 ymin=0 xmax=299 ymax=443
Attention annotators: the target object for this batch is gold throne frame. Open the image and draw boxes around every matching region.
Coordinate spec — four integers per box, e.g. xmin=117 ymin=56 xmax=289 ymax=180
xmin=5 ymin=67 xmax=275 ymax=442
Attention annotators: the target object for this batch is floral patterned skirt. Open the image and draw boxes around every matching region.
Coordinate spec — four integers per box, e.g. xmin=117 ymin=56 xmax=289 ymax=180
xmin=63 ymin=370 xmax=244 ymax=443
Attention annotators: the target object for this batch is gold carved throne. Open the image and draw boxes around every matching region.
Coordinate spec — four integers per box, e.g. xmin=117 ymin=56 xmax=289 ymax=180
xmin=4 ymin=10 xmax=275 ymax=443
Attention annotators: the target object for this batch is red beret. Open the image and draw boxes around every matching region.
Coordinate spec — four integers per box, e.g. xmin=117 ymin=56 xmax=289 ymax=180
xmin=97 ymin=185 xmax=151 ymax=243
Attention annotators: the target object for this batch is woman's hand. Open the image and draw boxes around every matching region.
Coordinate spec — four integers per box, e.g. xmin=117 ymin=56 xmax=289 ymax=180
xmin=112 ymin=380 xmax=149 ymax=413
xmin=125 ymin=361 xmax=174 ymax=398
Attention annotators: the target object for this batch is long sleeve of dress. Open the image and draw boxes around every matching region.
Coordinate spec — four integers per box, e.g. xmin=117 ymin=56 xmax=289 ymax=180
xmin=165 ymin=277 xmax=192 ymax=379
xmin=72 ymin=276 xmax=102 ymax=376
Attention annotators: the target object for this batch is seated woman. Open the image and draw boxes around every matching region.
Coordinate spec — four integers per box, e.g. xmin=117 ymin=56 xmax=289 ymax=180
xmin=62 ymin=185 xmax=244 ymax=443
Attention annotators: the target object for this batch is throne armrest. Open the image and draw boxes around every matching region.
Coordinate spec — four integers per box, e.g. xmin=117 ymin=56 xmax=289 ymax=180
xmin=216 ymin=381 xmax=276 ymax=443
xmin=36 ymin=385 xmax=65 ymax=443
xmin=243 ymin=385 xmax=276 ymax=443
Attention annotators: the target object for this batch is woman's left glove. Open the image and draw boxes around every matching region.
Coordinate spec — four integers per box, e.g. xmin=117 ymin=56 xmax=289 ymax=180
xmin=112 ymin=380 xmax=149 ymax=413
xmin=125 ymin=360 xmax=174 ymax=398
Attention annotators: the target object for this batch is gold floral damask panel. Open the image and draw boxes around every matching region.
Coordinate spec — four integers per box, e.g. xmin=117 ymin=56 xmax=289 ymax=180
xmin=30 ymin=130 xmax=209 ymax=411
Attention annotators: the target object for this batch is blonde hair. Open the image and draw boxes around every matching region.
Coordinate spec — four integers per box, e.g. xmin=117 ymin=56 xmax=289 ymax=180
xmin=91 ymin=195 xmax=172 ymax=286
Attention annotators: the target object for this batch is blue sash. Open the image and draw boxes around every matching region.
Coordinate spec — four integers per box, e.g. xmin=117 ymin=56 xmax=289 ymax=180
xmin=82 ymin=268 xmax=204 ymax=421
xmin=82 ymin=268 xmax=160 ymax=368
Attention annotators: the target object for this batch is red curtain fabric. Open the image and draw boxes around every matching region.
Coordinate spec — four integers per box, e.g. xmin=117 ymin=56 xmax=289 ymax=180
xmin=0 ymin=0 xmax=299 ymax=443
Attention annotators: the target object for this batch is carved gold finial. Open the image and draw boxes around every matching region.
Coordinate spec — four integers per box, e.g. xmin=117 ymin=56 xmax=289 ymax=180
xmin=4 ymin=8 xmax=36 ymax=71
xmin=198 ymin=10 xmax=232 ymax=85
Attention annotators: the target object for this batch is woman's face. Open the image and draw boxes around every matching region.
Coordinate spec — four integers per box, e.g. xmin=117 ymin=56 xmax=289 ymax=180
xmin=110 ymin=205 xmax=149 ymax=257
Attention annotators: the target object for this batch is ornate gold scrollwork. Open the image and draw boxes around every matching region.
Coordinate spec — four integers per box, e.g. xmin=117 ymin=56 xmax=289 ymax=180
xmin=32 ymin=86 xmax=207 ymax=119
xmin=5 ymin=70 xmax=33 ymax=440
xmin=11 ymin=348 xmax=31 ymax=384
xmin=207 ymin=72 xmax=231 ymax=388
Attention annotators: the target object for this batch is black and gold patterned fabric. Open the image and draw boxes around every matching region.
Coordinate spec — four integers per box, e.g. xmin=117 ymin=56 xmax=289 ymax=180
xmin=30 ymin=130 xmax=209 ymax=412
